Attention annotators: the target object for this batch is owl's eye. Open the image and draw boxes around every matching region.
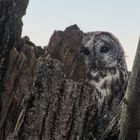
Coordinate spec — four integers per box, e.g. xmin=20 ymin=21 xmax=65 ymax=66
xmin=80 ymin=47 xmax=90 ymax=55
xmin=100 ymin=46 xmax=109 ymax=53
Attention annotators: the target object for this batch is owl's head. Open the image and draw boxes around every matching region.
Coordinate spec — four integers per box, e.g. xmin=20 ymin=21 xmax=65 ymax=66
xmin=81 ymin=32 xmax=127 ymax=70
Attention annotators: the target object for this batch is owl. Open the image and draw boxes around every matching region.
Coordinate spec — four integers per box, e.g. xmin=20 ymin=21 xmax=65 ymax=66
xmin=80 ymin=32 xmax=128 ymax=139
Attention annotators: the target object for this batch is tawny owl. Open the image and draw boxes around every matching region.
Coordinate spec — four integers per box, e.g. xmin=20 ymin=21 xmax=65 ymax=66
xmin=80 ymin=32 xmax=128 ymax=139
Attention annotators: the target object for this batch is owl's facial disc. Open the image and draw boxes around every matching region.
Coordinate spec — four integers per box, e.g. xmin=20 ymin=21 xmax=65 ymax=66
xmin=94 ymin=35 xmax=119 ymax=68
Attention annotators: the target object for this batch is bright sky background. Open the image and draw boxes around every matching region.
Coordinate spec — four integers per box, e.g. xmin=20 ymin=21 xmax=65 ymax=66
xmin=22 ymin=0 xmax=140 ymax=70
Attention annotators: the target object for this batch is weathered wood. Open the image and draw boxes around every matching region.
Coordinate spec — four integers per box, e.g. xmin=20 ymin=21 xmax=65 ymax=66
xmin=119 ymin=38 xmax=140 ymax=140
xmin=0 ymin=0 xmax=29 ymax=139
xmin=0 ymin=0 xmax=29 ymax=93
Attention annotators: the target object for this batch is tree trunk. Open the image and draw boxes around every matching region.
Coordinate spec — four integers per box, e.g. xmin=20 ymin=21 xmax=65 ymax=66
xmin=119 ymin=38 xmax=140 ymax=140
xmin=0 ymin=0 xmax=29 ymax=92
xmin=0 ymin=0 xmax=29 ymax=139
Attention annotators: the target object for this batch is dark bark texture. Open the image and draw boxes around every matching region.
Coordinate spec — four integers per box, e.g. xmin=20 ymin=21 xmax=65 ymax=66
xmin=0 ymin=1 xmax=127 ymax=140
xmin=0 ymin=0 xmax=29 ymax=93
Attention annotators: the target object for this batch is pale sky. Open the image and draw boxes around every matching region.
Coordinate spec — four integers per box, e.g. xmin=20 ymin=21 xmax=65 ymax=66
xmin=22 ymin=0 xmax=140 ymax=70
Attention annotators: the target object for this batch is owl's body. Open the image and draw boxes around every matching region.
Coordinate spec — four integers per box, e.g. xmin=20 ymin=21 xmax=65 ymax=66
xmin=81 ymin=32 xmax=128 ymax=139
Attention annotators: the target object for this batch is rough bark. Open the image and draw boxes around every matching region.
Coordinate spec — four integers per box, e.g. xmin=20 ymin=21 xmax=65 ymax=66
xmin=45 ymin=24 xmax=86 ymax=81
xmin=0 ymin=0 xmax=29 ymax=93
xmin=0 ymin=0 xmax=30 ymax=139
xmin=119 ymin=38 xmax=140 ymax=140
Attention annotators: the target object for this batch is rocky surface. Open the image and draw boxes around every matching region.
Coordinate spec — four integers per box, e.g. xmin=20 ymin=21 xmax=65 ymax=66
xmin=0 ymin=1 xmax=126 ymax=140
